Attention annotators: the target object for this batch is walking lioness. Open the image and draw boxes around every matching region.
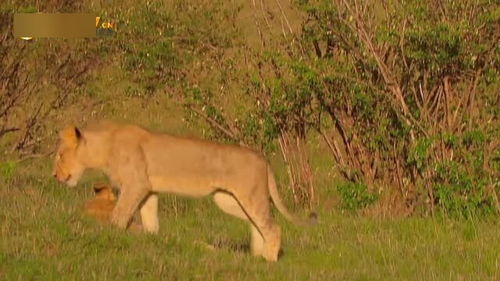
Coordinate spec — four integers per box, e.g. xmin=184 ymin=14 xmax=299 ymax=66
xmin=52 ymin=121 xmax=313 ymax=261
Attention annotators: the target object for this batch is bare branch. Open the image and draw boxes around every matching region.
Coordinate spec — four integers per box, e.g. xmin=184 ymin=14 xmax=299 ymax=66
xmin=0 ymin=127 xmax=20 ymax=139
xmin=187 ymin=105 xmax=243 ymax=145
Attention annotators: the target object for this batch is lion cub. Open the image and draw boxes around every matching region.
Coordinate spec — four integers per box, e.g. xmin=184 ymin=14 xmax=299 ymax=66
xmin=84 ymin=183 xmax=142 ymax=233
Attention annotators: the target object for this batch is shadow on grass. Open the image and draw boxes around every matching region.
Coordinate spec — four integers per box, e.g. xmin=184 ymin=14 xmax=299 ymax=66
xmin=211 ymin=237 xmax=249 ymax=253
xmin=207 ymin=237 xmax=285 ymax=259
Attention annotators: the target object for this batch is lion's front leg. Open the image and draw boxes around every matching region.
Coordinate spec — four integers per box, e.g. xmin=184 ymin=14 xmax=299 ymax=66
xmin=110 ymin=186 xmax=149 ymax=229
xmin=109 ymin=147 xmax=152 ymax=230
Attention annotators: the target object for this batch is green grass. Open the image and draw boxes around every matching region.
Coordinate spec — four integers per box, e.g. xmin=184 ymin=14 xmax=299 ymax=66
xmin=1 ymin=159 xmax=499 ymax=281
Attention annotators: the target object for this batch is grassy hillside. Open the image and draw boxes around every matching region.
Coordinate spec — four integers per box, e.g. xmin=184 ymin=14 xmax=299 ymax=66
xmin=1 ymin=159 xmax=499 ymax=281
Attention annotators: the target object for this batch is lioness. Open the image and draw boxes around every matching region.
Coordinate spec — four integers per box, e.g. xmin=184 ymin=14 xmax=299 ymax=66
xmin=53 ymin=121 xmax=313 ymax=261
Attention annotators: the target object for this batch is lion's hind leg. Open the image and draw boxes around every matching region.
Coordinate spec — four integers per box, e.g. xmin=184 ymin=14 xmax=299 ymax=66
xmin=213 ymin=191 xmax=264 ymax=257
xmin=248 ymin=212 xmax=281 ymax=262
xmin=230 ymin=189 xmax=282 ymax=262
xmin=250 ymin=223 xmax=264 ymax=256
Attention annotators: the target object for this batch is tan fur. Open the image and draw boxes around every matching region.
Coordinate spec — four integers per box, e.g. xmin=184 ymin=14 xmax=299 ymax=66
xmin=53 ymin=121 xmax=312 ymax=262
xmin=84 ymin=183 xmax=116 ymax=223
xmin=83 ymin=183 xmax=142 ymax=233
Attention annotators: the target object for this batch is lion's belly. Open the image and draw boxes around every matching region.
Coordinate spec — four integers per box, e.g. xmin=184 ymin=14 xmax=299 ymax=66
xmin=149 ymin=176 xmax=217 ymax=197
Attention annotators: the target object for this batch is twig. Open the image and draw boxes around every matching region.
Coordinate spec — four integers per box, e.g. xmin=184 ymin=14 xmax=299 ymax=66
xmin=187 ymin=105 xmax=242 ymax=144
xmin=273 ymin=0 xmax=294 ymax=36
xmin=295 ymin=135 xmax=315 ymax=208
xmin=399 ymin=19 xmax=409 ymax=70
xmin=443 ymin=76 xmax=452 ymax=130
xmin=251 ymin=0 xmax=266 ymax=48
xmin=0 ymin=127 xmax=19 ymax=139
xmin=15 ymin=150 xmax=54 ymax=163
xmin=278 ymin=131 xmax=299 ymax=203
xmin=316 ymin=127 xmax=345 ymax=166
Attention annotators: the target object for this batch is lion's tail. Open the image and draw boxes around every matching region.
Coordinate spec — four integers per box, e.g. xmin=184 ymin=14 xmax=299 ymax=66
xmin=267 ymin=165 xmax=317 ymax=227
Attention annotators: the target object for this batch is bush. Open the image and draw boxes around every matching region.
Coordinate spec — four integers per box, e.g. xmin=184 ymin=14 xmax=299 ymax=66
xmin=337 ymin=181 xmax=377 ymax=211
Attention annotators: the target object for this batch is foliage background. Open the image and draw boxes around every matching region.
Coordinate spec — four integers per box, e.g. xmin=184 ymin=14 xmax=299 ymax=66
xmin=2 ymin=0 xmax=497 ymax=216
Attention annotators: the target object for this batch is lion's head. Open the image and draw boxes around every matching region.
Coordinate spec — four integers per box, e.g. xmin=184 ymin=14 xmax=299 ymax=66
xmin=84 ymin=182 xmax=143 ymax=233
xmin=84 ymin=183 xmax=116 ymax=223
xmin=52 ymin=126 xmax=86 ymax=187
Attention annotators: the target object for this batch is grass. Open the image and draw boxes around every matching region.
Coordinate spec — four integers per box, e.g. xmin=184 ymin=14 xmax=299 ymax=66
xmin=1 ymin=158 xmax=499 ymax=281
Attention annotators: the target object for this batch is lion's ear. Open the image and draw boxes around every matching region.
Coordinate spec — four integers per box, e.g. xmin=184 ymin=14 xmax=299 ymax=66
xmin=93 ymin=183 xmax=108 ymax=193
xmin=93 ymin=183 xmax=115 ymax=201
xmin=59 ymin=125 xmax=82 ymax=145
